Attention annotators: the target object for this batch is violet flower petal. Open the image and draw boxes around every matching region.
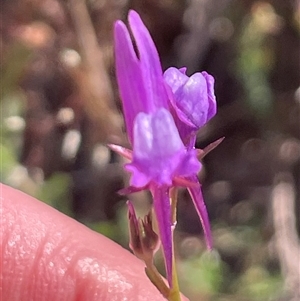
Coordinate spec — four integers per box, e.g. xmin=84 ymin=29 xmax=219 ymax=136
xmin=164 ymin=67 xmax=188 ymax=94
xmin=202 ymin=71 xmax=217 ymax=120
xmin=186 ymin=175 xmax=213 ymax=250
xmin=175 ymin=73 xmax=210 ymax=127
xmin=128 ymin=11 xmax=169 ymax=111
xmin=125 ymin=109 xmax=201 ymax=187
xmin=151 ymin=186 xmax=173 ymax=287
xmin=114 ymin=20 xmax=148 ymax=142
xmin=164 ymin=67 xmax=217 ymax=146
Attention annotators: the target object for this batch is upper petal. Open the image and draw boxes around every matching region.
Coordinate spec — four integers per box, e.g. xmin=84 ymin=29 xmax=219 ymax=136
xmin=128 ymin=10 xmax=169 ymax=111
xmin=114 ymin=20 xmax=149 ymax=142
xmin=114 ymin=11 xmax=171 ymax=143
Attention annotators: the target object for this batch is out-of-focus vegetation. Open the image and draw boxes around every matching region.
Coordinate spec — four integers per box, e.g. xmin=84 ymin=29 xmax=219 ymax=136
xmin=1 ymin=0 xmax=299 ymax=300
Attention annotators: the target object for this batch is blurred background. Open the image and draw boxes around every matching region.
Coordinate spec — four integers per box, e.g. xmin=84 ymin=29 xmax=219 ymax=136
xmin=1 ymin=0 xmax=299 ymax=300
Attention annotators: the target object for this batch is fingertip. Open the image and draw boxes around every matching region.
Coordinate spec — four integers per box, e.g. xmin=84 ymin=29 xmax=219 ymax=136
xmin=1 ymin=184 xmax=167 ymax=300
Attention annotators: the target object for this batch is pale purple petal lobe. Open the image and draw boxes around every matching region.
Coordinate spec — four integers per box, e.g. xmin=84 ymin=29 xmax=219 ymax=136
xmin=175 ymin=73 xmax=210 ymax=127
xmin=164 ymin=67 xmax=217 ymax=145
xmin=126 ymin=109 xmax=201 ymax=187
xmin=164 ymin=67 xmax=188 ymax=93
xmin=202 ymin=71 xmax=217 ymax=120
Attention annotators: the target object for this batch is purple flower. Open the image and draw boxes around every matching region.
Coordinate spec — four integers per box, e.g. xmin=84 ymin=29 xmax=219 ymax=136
xmin=113 ymin=10 xmax=217 ymax=287
xmin=164 ymin=67 xmax=217 ymax=147
xmin=125 ymin=108 xmax=200 ymax=187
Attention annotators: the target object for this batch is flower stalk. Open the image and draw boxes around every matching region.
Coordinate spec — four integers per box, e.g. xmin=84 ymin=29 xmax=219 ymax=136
xmin=169 ymin=188 xmax=181 ymax=301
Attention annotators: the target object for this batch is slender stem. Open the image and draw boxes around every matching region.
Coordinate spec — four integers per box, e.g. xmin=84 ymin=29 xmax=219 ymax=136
xmin=168 ymin=252 xmax=181 ymax=301
xmin=170 ymin=187 xmax=178 ymax=227
xmin=169 ymin=188 xmax=181 ymax=301
xmin=145 ymin=257 xmax=181 ymax=301
xmin=145 ymin=260 xmax=170 ymax=298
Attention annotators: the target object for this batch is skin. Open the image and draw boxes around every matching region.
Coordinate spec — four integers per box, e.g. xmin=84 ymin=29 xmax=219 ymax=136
xmin=0 ymin=183 xmax=188 ymax=301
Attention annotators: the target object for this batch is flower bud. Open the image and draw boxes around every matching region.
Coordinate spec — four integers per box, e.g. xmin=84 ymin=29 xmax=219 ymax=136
xmin=127 ymin=201 xmax=160 ymax=263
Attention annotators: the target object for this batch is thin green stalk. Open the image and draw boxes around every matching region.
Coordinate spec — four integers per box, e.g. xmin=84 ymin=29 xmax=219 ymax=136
xmin=169 ymin=188 xmax=181 ymax=301
xmin=145 ymin=260 xmax=170 ymax=298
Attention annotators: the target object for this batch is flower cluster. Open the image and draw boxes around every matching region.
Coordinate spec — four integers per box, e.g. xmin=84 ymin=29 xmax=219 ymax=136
xmin=111 ymin=10 xmax=218 ymax=292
